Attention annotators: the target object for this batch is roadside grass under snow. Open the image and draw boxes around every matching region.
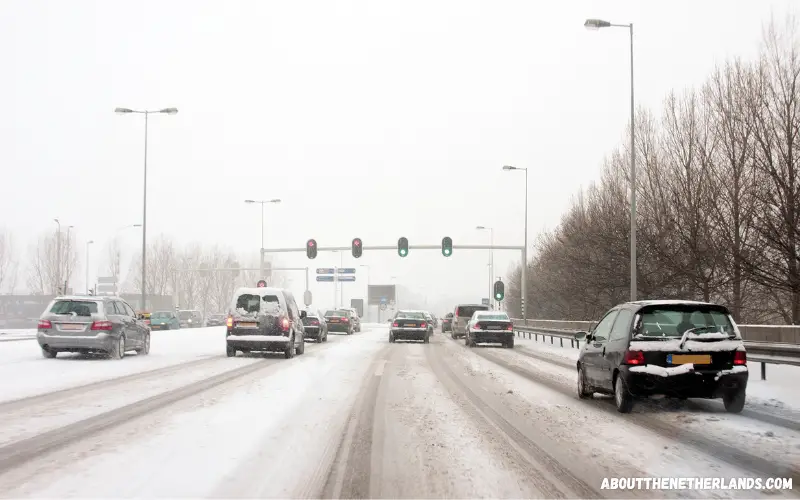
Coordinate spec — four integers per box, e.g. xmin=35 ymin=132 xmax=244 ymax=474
xmin=0 ymin=326 xmax=229 ymax=403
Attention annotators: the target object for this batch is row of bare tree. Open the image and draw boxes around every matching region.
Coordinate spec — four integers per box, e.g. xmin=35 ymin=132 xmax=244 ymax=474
xmin=0 ymin=230 xmax=280 ymax=315
xmin=506 ymin=18 xmax=800 ymax=325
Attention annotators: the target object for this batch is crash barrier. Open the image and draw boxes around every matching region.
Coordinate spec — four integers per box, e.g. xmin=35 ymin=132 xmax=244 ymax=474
xmin=511 ymin=323 xmax=800 ymax=381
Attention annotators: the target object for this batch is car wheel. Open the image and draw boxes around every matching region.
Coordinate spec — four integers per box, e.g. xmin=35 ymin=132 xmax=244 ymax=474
xmin=506 ymin=338 xmax=514 ymax=349
xmin=226 ymin=344 xmax=236 ymax=357
xmin=424 ymin=334 xmax=430 ymax=344
xmin=296 ymin=335 xmax=305 ymax=355
xmin=614 ymin=375 xmax=634 ymax=413
xmin=723 ymin=388 xmax=746 ymax=413
xmin=41 ymin=346 xmax=57 ymax=359
xmin=285 ymin=337 xmax=296 ymax=359
xmin=109 ymin=336 xmax=125 ymax=360
xmin=389 ymin=333 xmax=395 ymax=343
xmin=577 ymin=366 xmax=592 ymax=399
xmin=136 ymin=333 xmax=151 ymax=355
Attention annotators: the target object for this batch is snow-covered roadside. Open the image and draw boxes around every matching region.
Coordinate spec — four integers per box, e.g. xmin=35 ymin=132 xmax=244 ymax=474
xmin=515 ymin=334 xmax=800 ymax=417
xmin=0 ymin=329 xmax=36 ymax=341
xmin=445 ymin=342 xmax=798 ymax=498
xmin=478 ymin=344 xmax=800 ymax=475
xmin=0 ymin=326 xmax=227 ymax=403
xmin=0 ymin=328 xmax=389 ymax=498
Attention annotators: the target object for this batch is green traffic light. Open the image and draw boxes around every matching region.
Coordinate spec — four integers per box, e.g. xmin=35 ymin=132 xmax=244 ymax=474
xmin=400 ymin=249 xmax=407 ymax=256
xmin=495 ymin=294 xmax=502 ymax=300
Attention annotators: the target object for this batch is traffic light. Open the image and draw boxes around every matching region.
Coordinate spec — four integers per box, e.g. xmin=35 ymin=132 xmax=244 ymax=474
xmin=352 ymin=237 xmax=363 ymax=258
xmin=306 ymin=239 xmax=317 ymax=259
xmin=257 ymin=279 xmax=267 ymax=288
xmin=398 ymin=237 xmax=409 ymax=257
xmin=494 ymin=280 xmax=505 ymax=301
xmin=442 ymin=236 xmax=453 ymax=257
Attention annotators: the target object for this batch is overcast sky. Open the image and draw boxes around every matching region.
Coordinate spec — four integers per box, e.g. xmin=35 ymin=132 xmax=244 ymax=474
xmin=0 ymin=0 xmax=794 ymax=312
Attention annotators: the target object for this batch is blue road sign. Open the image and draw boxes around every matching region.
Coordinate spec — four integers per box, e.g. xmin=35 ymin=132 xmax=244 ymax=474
xmin=338 ymin=268 xmax=356 ymax=274
xmin=338 ymin=275 xmax=356 ymax=282
xmin=316 ymin=268 xmax=335 ymax=275
xmin=316 ymin=275 xmax=335 ymax=282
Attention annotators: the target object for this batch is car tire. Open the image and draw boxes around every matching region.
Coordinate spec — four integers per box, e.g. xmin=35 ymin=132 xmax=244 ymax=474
xmin=614 ymin=375 xmax=634 ymax=413
xmin=226 ymin=344 xmax=236 ymax=357
xmin=723 ymin=388 xmax=746 ymax=413
xmin=285 ymin=337 xmax=296 ymax=359
xmin=296 ymin=335 xmax=305 ymax=355
xmin=41 ymin=346 xmax=57 ymax=359
xmin=109 ymin=336 xmax=125 ymax=360
xmin=506 ymin=338 xmax=514 ymax=349
xmin=136 ymin=333 xmax=151 ymax=355
xmin=577 ymin=366 xmax=592 ymax=399
xmin=424 ymin=334 xmax=430 ymax=344
xmin=389 ymin=333 xmax=395 ymax=343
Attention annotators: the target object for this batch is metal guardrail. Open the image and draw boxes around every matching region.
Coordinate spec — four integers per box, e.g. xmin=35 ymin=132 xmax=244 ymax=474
xmin=511 ymin=324 xmax=800 ymax=381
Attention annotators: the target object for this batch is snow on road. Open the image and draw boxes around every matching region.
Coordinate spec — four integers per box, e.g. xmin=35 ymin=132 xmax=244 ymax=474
xmin=0 ymin=326 xmax=230 ymax=403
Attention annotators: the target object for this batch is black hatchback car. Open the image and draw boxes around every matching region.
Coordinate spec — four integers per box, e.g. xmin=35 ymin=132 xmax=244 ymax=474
xmin=574 ymin=300 xmax=748 ymax=414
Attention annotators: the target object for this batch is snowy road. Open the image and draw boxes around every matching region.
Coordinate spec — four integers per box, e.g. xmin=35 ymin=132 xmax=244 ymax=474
xmin=0 ymin=325 xmax=797 ymax=498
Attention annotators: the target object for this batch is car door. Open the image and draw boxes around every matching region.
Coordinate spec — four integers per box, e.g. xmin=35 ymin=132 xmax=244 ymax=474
xmin=582 ymin=309 xmax=618 ymax=386
xmin=109 ymin=301 xmax=133 ymax=348
xmin=118 ymin=301 xmax=142 ymax=347
xmin=601 ymin=308 xmax=634 ymax=391
xmin=125 ymin=301 xmax=146 ymax=345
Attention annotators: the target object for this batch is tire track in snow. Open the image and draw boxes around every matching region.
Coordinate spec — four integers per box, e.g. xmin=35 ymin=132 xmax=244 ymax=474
xmin=426 ymin=339 xmax=600 ymax=499
xmin=472 ymin=347 xmax=800 ymax=485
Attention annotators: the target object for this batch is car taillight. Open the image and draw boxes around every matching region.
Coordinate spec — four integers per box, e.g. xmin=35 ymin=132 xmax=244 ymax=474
xmin=341 ymin=318 xmax=349 ymax=323
xmin=280 ymin=317 xmax=290 ymax=331
xmin=506 ymin=324 xmax=513 ymax=331
xmin=622 ymin=350 xmax=645 ymax=365
xmin=733 ymin=351 xmax=747 ymax=365
xmin=226 ymin=316 xmax=233 ymax=328
xmin=421 ymin=322 xmax=427 ymax=328
xmin=91 ymin=320 xmax=113 ymax=331
xmin=311 ymin=319 xmax=319 ymax=325
xmin=38 ymin=320 xmax=52 ymax=329
xmin=393 ymin=321 xmax=399 ymax=327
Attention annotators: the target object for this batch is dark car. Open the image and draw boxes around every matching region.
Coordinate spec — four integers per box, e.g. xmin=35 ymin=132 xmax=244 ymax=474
xmin=441 ymin=312 xmax=453 ymax=333
xmin=225 ymin=286 xmax=306 ymax=359
xmin=179 ymin=309 xmax=202 ymax=328
xmin=206 ymin=313 xmax=226 ymax=327
xmin=37 ymin=295 xmax=151 ymax=360
xmin=324 ymin=309 xmax=355 ymax=334
xmin=302 ymin=309 xmax=328 ymax=342
xmin=574 ymin=300 xmax=748 ymax=414
xmin=465 ymin=311 xmax=514 ymax=348
xmin=389 ymin=310 xmax=430 ymax=343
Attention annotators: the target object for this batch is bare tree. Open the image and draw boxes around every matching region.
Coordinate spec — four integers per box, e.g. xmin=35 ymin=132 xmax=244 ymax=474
xmin=127 ymin=235 xmax=178 ymax=296
xmin=0 ymin=230 xmax=18 ymax=293
xmin=26 ymin=231 xmax=76 ymax=294
xmin=106 ymin=237 xmax=122 ymax=280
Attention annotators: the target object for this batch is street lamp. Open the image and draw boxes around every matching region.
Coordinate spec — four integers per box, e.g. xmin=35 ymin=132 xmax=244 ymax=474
xmin=85 ymin=240 xmax=94 ymax=293
xmin=53 ymin=219 xmax=61 ymax=293
xmin=65 ymin=225 xmax=74 ymax=293
xmin=584 ymin=18 xmax=637 ymax=301
xmin=115 ymin=106 xmax=179 ymax=311
xmin=476 ymin=226 xmax=494 ymax=306
xmin=502 ymin=165 xmax=528 ymax=319
xmin=244 ymin=198 xmax=282 ymax=276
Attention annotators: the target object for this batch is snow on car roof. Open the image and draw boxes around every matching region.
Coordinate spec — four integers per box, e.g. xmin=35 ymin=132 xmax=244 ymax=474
xmin=629 ymin=299 xmax=718 ymax=307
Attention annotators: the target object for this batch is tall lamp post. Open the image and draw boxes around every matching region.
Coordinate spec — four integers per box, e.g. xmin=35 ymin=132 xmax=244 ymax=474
xmin=360 ymin=264 xmax=370 ymax=321
xmin=476 ymin=225 xmax=494 ymax=306
xmin=502 ymin=165 xmax=528 ymax=319
xmin=584 ymin=18 xmax=637 ymax=301
xmin=53 ymin=219 xmax=61 ymax=294
xmin=115 ymin=106 xmax=179 ymax=311
xmin=244 ymin=198 xmax=282 ymax=278
xmin=65 ymin=225 xmax=74 ymax=293
xmin=85 ymin=240 xmax=94 ymax=293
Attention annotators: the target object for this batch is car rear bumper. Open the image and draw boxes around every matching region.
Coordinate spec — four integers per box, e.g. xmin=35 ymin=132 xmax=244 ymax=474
xmin=226 ymin=334 xmax=291 ymax=351
xmin=470 ymin=330 xmax=513 ymax=343
xmin=304 ymin=326 xmax=321 ymax=337
xmin=150 ymin=323 xmax=170 ymax=330
xmin=327 ymin=324 xmax=351 ymax=332
xmin=38 ymin=331 xmax=116 ymax=352
xmin=392 ymin=328 xmax=427 ymax=340
xmin=621 ymin=366 xmax=749 ymax=398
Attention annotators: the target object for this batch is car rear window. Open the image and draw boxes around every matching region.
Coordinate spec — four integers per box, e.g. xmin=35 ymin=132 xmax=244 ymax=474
xmin=456 ymin=306 xmax=489 ymax=318
xmin=325 ymin=309 xmax=350 ymax=317
xmin=396 ymin=311 xmax=425 ymax=319
xmin=637 ymin=305 xmax=735 ymax=338
xmin=235 ymin=294 xmax=280 ymax=314
xmin=477 ymin=313 xmax=509 ymax=321
xmin=152 ymin=311 xmax=172 ymax=318
xmin=50 ymin=300 xmax=98 ymax=316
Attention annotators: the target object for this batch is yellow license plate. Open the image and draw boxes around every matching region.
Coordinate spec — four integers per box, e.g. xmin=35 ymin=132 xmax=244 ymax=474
xmin=238 ymin=322 xmax=257 ymax=328
xmin=329 ymin=319 xmax=339 ymax=322
xmin=670 ymin=354 xmax=711 ymax=365
xmin=406 ymin=323 xmax=416 ymax=327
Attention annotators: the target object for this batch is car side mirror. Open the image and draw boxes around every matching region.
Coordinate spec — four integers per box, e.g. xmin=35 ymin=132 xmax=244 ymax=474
xmin=300 ymin=310 xmax=307 ymax=319
xmin=574 ymin=331 xmax=587 ymax=341
xmin=136 ymin=313 xmax=144 ymax=320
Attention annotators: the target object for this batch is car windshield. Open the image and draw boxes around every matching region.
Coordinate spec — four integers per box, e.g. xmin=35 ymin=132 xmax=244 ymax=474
xmin=637 ymin=305 xmax=736 ymax=338
xmin=325 ymin=310 xmax=349 ymax=317
xmin=456 ymin=305 xmax=488 ymax=318
xmin=179 ymin=311 xmax=193 ymax=320
xmin=151 ymin=311 xmax=172 ymax=319
xmin=235 ymin=294 xmax=280 ymax=314
xmin=49 ymin=300 xmax=98 ymax=316
xmin=477 ymin=313 xmax=509 ymax=321
xmin=396 ymin=311 xmax=425 ymax=320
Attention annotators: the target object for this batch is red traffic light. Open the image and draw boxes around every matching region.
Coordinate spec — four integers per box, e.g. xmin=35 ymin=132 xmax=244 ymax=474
xmin=354 ymin=239 xmax=361 ymax=246
xmin=306 ymin=239 xmax=318 ymax=259
xmin=352 ymin=237 xmax=363 ymax=258
xmin=309 ymin=241 xmax=315 ymax=247
xmin=257 ymin=280 xmax=267 ymax=288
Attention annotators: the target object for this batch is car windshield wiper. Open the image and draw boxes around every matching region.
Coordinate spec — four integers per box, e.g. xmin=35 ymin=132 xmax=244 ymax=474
xmin=678 ymin=326 xmax=727 ymax=349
